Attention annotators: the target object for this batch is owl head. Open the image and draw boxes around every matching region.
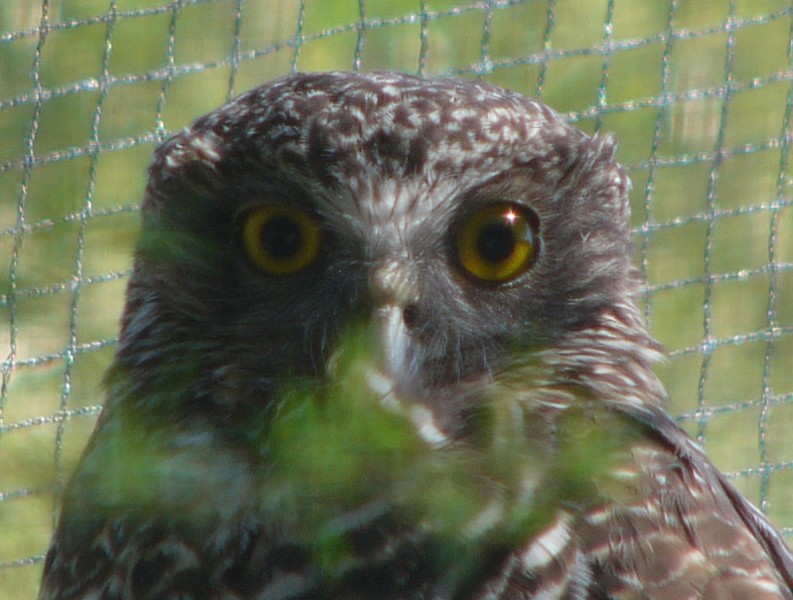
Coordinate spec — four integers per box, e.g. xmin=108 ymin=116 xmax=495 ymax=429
xmin=116 ymin=71 xmax=648 ymax=434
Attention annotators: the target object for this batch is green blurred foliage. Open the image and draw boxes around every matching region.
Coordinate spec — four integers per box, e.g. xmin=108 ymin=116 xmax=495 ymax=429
xmin=71 ymin=327 xmax=637 ymax=593
xmin=1 ymin=0 xmax=792 ymax=597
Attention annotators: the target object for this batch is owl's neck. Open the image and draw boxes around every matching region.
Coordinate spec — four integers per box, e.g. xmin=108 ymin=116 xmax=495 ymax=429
xmin=503 ymin=300 xmax=667 ymax=416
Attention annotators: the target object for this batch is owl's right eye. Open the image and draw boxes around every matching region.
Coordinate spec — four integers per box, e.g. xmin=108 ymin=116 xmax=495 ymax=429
xmin=453 ymin=202 xmax=540 ymax=284
xmin=241 ymin=205 xmax=322 ymax=275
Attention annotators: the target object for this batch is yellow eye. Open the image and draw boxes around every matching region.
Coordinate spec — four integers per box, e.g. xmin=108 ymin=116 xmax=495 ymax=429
xmin=455 ymin=203 xmax=539 ymax=283
xmin=241 ymin=205 xmax=322 ymax=275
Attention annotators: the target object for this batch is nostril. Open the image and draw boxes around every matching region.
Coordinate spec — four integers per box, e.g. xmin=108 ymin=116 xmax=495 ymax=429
xmin=403 ymin=304 xmax=419 ymax=329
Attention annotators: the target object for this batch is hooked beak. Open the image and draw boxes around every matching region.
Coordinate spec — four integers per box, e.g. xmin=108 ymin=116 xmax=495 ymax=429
xmin=373 ymin=303 xmax=412 ymax=381
xmin=364 ymin=260 xmax=450 ymax=447
xmin=368 ymin=258 xmax=419 ymax=382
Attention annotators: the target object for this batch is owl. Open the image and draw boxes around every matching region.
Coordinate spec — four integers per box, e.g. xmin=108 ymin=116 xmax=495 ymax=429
xmin=39 ymin=71 xmax=793 ymax=599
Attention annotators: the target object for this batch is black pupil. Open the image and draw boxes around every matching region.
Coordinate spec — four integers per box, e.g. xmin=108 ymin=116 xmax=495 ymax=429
xmin=261 ymin=216 xmax=303 ymax=260
xmin=477 ymin=222 xmax=516 ymax=263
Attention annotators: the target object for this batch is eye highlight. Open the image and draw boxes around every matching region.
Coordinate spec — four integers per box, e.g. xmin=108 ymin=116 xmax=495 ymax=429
xmin=454 ymin=202 xmax=539 ymax=283
xmin=241 ymin=205 xmax=322 ymax=275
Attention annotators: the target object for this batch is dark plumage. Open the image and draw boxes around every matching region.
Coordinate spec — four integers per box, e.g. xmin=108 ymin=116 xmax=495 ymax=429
xmin=40 ymin=71 xmax=793 ymax=599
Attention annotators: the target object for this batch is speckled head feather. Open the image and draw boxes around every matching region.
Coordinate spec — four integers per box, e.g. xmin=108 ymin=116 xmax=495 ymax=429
xmin=157 ymin=72 xmax=585 ymax=188
xmin=145 ymin=72 xmax=630 ymax=239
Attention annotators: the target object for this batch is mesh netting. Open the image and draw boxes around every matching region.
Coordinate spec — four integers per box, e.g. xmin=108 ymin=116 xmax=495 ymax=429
xmin=1 ymin=0 xmax=792 ymax=596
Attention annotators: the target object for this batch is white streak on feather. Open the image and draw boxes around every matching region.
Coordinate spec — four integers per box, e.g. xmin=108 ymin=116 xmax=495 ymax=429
xmin=520 ymin=511 xmax=573 ymax=571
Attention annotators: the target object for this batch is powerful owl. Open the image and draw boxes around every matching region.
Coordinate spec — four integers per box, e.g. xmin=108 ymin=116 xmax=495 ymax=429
xmin=39 ymin=71 xmax=793 ymax=599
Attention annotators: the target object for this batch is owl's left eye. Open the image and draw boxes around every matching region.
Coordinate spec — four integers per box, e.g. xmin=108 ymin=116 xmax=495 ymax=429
xmin=454 ymin=202 xmax=540 ymax=284
xmin=241 ymin=205 xmax=322 ymax=275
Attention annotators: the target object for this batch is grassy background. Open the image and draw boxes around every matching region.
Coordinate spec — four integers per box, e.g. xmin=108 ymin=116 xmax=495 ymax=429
xmin=1 ymin=0 xmax=793 ymax=596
